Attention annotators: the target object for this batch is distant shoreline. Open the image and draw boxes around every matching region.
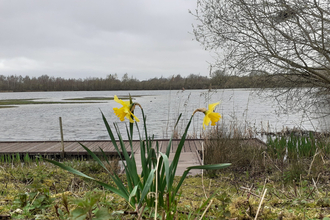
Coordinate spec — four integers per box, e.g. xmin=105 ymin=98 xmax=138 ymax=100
xmin=0 ymin=73 xmax=302 ymax=92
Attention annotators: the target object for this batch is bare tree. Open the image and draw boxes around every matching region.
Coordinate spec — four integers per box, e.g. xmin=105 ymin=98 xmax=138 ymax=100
xmin=191 ymin=0 xmax=330 ymax=118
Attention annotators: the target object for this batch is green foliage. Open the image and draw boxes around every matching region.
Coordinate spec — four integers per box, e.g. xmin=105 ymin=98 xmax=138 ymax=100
xmin=23 ymin=153 xmax=31 ymax=165
xmin=204 ymin=132 xmax=264 ymax=177
xmin=283 ymin=162 xmax=306 ymax=183
xmin=70 ymin=190 xmax=111 ymax=220
xmin=204 ymin=125 xmax=330 ymax=188
xmin=12 ymin=182 xmax=54 ymax=219
xmin=54 ymin=190 xmax=112 ymax=220
xmin=45 ymin=105 xmax=230 ymax=214
xmin=3 ymin=159 xmax=330 ymax=219
xmin=266 ymin=132 xmax=320 ymax=161
xmin=215 ymin=192 xmax=231 ymax=219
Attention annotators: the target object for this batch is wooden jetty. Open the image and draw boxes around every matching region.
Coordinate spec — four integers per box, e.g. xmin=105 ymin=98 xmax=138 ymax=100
xmin=0 ymin=139 xmax=203 ymax=156
xmin=0 ymin=138 xmax=267 ymax=175
xmin=0 ymin=139 xmax=204 ymax=176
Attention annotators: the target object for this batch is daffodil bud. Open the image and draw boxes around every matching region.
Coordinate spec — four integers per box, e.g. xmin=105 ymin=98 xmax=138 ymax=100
xmin=130 ymin=103 xmax=142 ymax=112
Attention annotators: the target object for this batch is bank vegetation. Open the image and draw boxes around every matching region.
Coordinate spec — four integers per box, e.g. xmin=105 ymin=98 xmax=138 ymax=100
xmin=0 ymin=72 xmax=303 ymax=92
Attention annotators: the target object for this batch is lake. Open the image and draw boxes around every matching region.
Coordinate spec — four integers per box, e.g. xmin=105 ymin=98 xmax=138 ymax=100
xmin=0 ymin=89 xmax=328 ymax=141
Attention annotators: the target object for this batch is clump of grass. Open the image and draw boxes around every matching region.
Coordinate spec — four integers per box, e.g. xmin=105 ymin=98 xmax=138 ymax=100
xmin=204 ymin=122 xmax=330 ymax=184
xmin=266 ymin=131 xmax=330 ymax=183
xmin=203 ymin=123 xmax=265 ymax=177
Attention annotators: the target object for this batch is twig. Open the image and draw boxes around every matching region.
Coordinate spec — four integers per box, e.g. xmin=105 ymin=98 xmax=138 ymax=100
xmin=307 ymin=173 xmax=321 ymax=199
xmin=244 ymin=184 xmax=254 ymax=200
xmin=261 ymin=178 xmax=268 ymax=196
xmin=308 ymin=149 xmax=319 ymax=176
xmin=287 ymin=188 xmax=296 ymax=198
xmin=137 ymin=203 xmax=146 ymax=220
xmin=53 ymin=182 xmax=58 ymax=194
xmin=199 ymin=199 xmax=213 ymax=220
xmin=278 ymin=187 xmax=292 ymax=199
xmin=264 ymin=151 xmax=283 ymax=172
xmin=312 ymin=173 xmax=321 ymax=194
xmin=240 ymin=186 xmax=262 ymax=199
xmin=161 ymin=211 xmax=165 ymax=220
xmin=232 ymin=178 xmax=240 ymax=194
xmin=30 ymin=191 xmax=40 ymax=206
xmin=201 ymin=142 xmax=208 ymax=199
xmin=306 ymin=185 xmax=317 ymax=199
xmin=208 ymin=179 xmax=212 ymax=197
xmin=255 ymin=189 xmax=267 ymax=220
xmin=271 ymin=191 xmax=281 ymax=199
xmin=293 ymin=180 xmax=297 ymax=197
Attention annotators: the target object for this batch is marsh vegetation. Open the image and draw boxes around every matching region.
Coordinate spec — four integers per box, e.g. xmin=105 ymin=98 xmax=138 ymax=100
xmin=1 ymin=124 xmax=330 ymax=219
xmin=0 ymin=91 xmax=329 ymax=219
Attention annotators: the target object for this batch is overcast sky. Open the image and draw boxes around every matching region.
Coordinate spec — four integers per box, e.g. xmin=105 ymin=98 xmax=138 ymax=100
xmin=0 ymin=0 xmax=215 ymax=80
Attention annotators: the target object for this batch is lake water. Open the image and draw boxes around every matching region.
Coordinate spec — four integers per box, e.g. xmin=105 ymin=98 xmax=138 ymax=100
xmin=0 ymin=89 xmax=328 ymax=141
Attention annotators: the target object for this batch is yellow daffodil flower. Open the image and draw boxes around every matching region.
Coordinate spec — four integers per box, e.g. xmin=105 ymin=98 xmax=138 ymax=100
xmin=203 ymin=102 xmax=221 ymax=130
xmin=193 ymin=102 xmax=221 ymax=130
xmin=113 ymin=95 xmax=140 ymax=123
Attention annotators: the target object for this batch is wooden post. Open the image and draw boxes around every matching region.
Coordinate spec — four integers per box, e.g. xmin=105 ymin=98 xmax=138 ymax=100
xmin=59 ymin=117 xmax=65 ymax=158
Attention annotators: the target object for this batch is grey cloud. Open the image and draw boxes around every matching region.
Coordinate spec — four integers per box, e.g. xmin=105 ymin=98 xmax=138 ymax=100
xmin=0 ymin=0 xmax=212 ymax=80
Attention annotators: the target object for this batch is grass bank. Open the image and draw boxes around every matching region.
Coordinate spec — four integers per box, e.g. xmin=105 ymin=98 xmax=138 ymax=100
xmin=1 ymin=132 xmax=330 ymax=220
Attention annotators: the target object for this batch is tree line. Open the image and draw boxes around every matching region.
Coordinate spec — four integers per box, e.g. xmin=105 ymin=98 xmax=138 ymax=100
xmin=0 ymin=72 xmax=295 ymax=92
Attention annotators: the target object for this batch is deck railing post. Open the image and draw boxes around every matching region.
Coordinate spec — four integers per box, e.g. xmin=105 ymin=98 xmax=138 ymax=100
xmin=59 ymin=117 xmax=65 ymax=158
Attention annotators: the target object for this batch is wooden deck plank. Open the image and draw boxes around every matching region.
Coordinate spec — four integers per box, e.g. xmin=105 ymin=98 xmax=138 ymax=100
xmin=0 ymin=142 xmax=26 ymax=152
xmin=2 ymin=142 xmax=53 ymax=153
xmin=188 ymin=139 xmax=198 ymax=152
xmin=161 ymin=140 xmax=170 ymax=153
xmin=0 ymin=139 xmax=205 ymax=175
xmin=104 ymin=141 xmax=118 ymax=152
xmin=20 ymin=143 xmax=48 ymax=152
xmin=183 ymin=140 xmax=190 ymax=152
xmin=96 ymin=142 xmax=108 ymax=151
xmin=87 ymin=142 xmax=102 ymax=151
xmin=38 ymin=143 xmax=63 ymax=152
xmin=132 ymin=141 xmax=140 ymax=153
xmin=1 ymin=142 xmax=31 ymax=152
xmin=100 ymin=142 xmax=116 ymax=151
xmin=124 ymin=141 xmax=131 ymax=152
xmin=62 ymin=142 xmax=79 ymax=151
xmin=193 ymin=140 xmax=203 ymax=151
xmin=153 ymin=140 xmax=161 ymax=153
xmin=0 ymin=140 xmax=204 ymax=155
xmin=172 ymin=140 xmax=179 ymax=152
xmin=68 ymin=142 xmax=88 ymax=152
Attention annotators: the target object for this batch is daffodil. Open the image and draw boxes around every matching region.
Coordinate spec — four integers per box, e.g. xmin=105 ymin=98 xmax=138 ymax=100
xmin=113 ymin=95 xmax=141 ymax=123
xmin=193 ymin=102 xmax=221 ymax=130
